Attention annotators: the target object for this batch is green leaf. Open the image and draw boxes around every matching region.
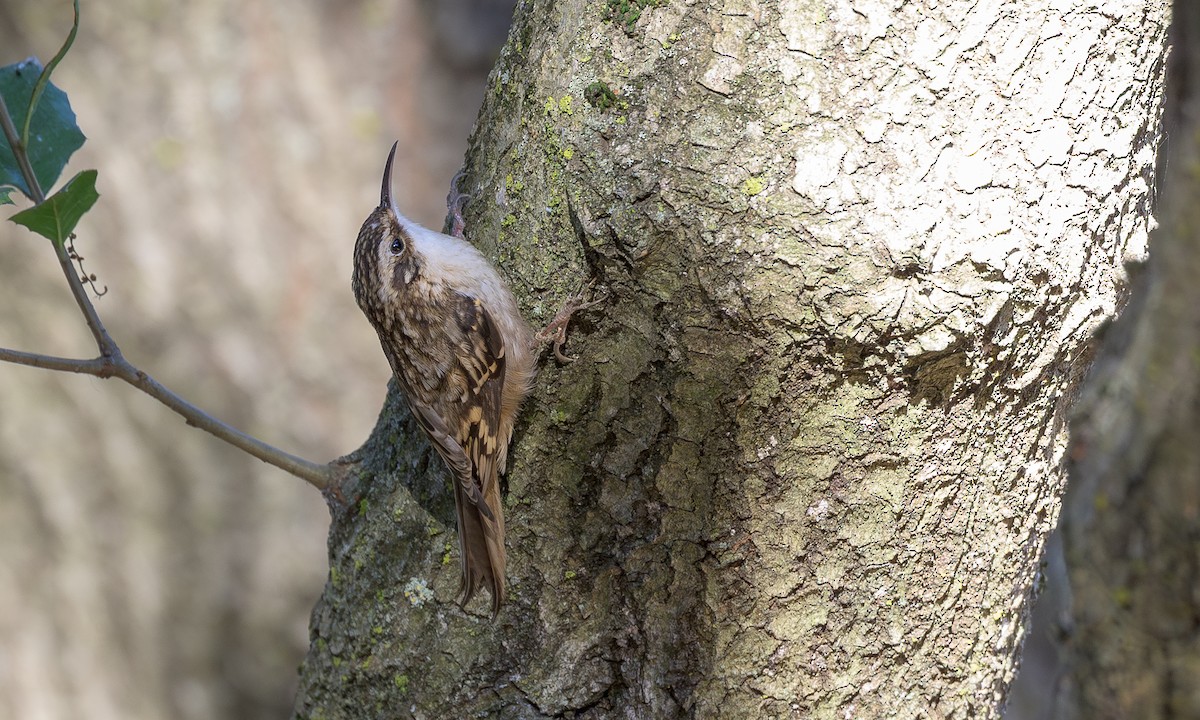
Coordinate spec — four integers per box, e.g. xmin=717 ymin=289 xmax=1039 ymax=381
xmin=0 ymin=186 xmax=13 ymax=205
xmin=0 ymin=58 xmax=86 ymax=198
xmin=10 ymin=169 xmax=98 ymax=246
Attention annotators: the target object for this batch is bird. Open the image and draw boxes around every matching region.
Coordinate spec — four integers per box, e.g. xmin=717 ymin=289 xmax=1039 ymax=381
xmin=351 ymin=142 xmax=535 ymax=617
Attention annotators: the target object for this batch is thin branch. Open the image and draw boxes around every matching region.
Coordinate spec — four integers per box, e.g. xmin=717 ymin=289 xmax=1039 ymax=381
xmin=1 ymin=59 xmax=336 ymax=493
xmin=48 ymin=221 xmax=118 ymax=354
xmin=0 ymin=346 xmax=109 ymax=375
xmin=0 ymin=346 xmax=334 ymax=490
xmin=0 ymin=93 xmax=114 ymax=354
xmin=109 ymin=357 xmax=334 ymax=489
xmin=0 ymin=94 xmax=37 ymax=204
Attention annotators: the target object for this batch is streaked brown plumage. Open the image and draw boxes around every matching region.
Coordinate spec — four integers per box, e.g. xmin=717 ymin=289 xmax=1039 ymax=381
xmin=352 ymin=143 xmax=535 ymax=616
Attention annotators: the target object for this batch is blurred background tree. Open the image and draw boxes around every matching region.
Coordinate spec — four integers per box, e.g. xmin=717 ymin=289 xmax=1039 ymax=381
xmin=1051 ymin=5 xmax=1200 ymax=718
xmin=0 ymin=1 xmax=512 ymax=718
xmin=1006 ymin=6 xmax=1198 ymax=720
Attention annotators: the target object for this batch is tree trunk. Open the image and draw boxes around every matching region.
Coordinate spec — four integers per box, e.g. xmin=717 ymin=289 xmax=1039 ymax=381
xmin=1057 ymin=3 xmax=1200 ymax=717
xmin=293 ymin=2 xmax=1168 ymax=717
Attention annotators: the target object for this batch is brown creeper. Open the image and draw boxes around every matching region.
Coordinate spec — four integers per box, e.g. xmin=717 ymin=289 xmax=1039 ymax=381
xmin=352 ymin=143 xmax=535 ymax=616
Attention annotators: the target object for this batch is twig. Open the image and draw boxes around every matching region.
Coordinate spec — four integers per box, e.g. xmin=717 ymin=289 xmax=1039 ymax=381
xmin=0 ymin=346 xmax=334 ymax=490
xmin=1 ymin=83 xmax=116 ymax=356
xmin=0 ymin=347 xmax=110 ymax=375
xmin=0 ymin=94 xmax=38 ymax=206
xmin=0 ymin=45 xmax=335 ymax=492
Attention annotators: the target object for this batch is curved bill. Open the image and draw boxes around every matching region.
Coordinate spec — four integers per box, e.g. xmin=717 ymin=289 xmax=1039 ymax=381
xmin=381 ymin=141 xmax=399 ymax=207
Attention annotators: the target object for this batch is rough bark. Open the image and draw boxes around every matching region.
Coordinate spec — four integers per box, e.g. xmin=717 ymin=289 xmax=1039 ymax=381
xmin=293 ymin=1 xmax=1168 ymax=718
xmin=1057 ymin=3 xmax=1200 ymax=717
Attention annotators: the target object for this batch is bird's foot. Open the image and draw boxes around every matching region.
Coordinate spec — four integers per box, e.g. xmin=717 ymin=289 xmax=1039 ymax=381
xmin=536 ymin=281 xmax=607 ymax=363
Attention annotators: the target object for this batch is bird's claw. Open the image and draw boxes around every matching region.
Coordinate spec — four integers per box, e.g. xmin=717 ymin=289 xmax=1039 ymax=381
xmin=536 ymin=282 xmax=607 ymax=363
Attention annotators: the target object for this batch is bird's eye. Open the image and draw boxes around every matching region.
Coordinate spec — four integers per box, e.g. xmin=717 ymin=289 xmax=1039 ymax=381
xmin=390 ymin=237 xmax=403 ymax=254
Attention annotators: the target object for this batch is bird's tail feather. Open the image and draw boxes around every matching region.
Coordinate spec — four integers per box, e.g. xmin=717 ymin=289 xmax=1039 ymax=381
xmin=455 ymin=475 xmax=506 ymax=618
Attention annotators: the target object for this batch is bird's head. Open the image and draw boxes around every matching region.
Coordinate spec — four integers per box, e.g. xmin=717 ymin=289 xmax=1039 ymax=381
xmin=352 ymin=142 xmax=419 ymax=323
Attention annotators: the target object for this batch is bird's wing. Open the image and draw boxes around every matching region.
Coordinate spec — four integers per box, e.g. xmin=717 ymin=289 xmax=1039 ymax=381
xmin=395 ymin=292 xmax=505 ymax=520
xmin=394 ymin=292 xmax=509 ymax=616
xmin=447 ymin=292 xmax=508 ymax=616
